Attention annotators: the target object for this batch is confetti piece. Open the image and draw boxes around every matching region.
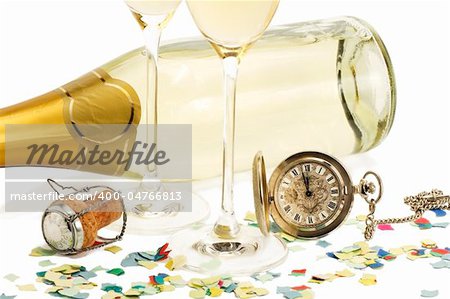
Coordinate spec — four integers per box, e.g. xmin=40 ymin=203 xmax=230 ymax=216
xmin=104 ymin=245 xmax=122 ymax=254
xmin=430 ymin=209 xmax=446 ymax=217
xmin=430 ymin=260 xmax=450 ymax=269
xmin=16 ymin=284 xmax=37 ymax=291
xmin=421 ymin=290 xmax=439 ymax=297
xmin=288 ymin=245 xmax=305 ymax=252
xmin=165 ymin=255 xmax=187 ymax=271
xmin=359 ymin=274 xmax=377 ymax=286
xmin=106 ymin=268 xmax=125 ymax=276
xmin=90 ymin=265 xmax=108 ymax=272
xmin=377 ymin=224 xmax=394 ymax=231
xmin=38 ymin=260 xmax=56 ymax=267
xmin=421 ymin=239 xmax=437 ymax=249
xmin=251 ymin=272 xmax=280 ymax=283
xmin=316 ymin=240 xmax=331 ymax=248
xmin=101 ymin=283 xmax=123 ymax=293
xmin=335 ymin=269 xmax=355 ymax=277
xmin=124 ymin=288 xmax=142 ymax=296
xmin=3 ymin=274 xmax=19 ymax=282
xmin=29 ymin=246 xmax=56 ymax=257
xmin=0 ymin=294 xmax=16 ymax=299
xmin=138 ymin=260 xmax=158 ymax=270
xmin=279 ymin=232 xmax=297 ymax=243
xmin=356 ymin=215 xmax=367 ymax=221
xmin=72 ymin=271 xmax=97 ymax=280
xmin=368 ymin=261 xmax=384 ymax=269
xmin=414 ymin=218 xmax=433 ymax=230
xmin=432 ymin=222 xmax=449 ymax=228
xmin=291 ymin=285 xmax=310 ymax=291
xmin=102 ymin=290 xmax=123 ymax=299
xmin=58 ymin=287 xmax=88 ymax=298
xmin=289 ymin=269 xmax=306 ymax=277
xmin=244 ymin=211 xmax=257 ymax=222
xmin=190 ymin=288 xmax=207 ymax=299
xmin=155 ymin=243 xmax=171 ymax=261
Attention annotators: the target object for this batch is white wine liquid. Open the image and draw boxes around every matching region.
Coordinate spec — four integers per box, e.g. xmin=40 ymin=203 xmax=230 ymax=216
xmin=186 ymin=0 xmax=279 ymax=56
xmin=125 ymin=0 xmax=181 ymax=16
xmin=106 ymin=18 xmax=395 ymax=180
xmin=1 ymin=18 xmax=395 ymax=180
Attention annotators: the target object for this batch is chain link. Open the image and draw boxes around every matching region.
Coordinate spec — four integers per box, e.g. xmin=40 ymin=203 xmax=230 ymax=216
xmin=364 ymin=189 xmax=450 ymax=241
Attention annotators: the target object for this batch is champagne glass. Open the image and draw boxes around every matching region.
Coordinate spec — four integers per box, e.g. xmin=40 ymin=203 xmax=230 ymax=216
xmin=170 ymin=0 xmax=288 ymax=275
xmin=120 ymin=0 xmax=210 ymax=233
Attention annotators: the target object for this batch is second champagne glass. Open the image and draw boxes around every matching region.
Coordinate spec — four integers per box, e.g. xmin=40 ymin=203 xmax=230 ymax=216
xmin=121 ymin=0 xmax=210 ymax=234
xmin=170 ymin=0 xmax=288 ymax=275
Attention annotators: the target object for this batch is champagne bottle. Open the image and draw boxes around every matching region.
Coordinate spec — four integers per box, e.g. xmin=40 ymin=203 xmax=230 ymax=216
xmin=0 ymin=17 xmax=396 ymax=180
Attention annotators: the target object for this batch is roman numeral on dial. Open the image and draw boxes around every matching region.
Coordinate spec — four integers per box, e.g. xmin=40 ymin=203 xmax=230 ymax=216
xmin=326 ymin=174 xmax=335 ymax=184
xmin=327 ymin=201 xmax=337 ymax=210
xmin=316 ymin=166 xmax=326 ymax=175
xmin=284 ymin=205 xmax=292 ymax=213
xmin=330 ymin=187 xmax=339 ymax=197
xmin=302 ymin=164 xmax=312 ymax=172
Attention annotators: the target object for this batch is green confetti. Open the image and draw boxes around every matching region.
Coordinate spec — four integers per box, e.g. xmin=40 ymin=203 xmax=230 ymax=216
xmin=38 ymin=259 xmax=56 ymax=267
xmin=106 ymin=268 xmax=125 ymax=276
xmin=3 ymin=274 xmax=19 ymax=282
xmin=29 ymin=246 xmax=56 ymax=257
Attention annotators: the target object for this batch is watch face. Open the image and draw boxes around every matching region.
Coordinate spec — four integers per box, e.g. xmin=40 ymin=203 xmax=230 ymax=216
xmin=269 ymin=152 xmax=354 ymax=238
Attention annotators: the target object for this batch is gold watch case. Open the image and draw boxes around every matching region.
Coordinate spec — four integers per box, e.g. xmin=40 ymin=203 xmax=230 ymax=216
xmin=252 ymin=151 xmax=355 ymax=239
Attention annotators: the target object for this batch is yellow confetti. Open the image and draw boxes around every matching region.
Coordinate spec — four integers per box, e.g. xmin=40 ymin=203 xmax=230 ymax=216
xmin=138 ymin=260 xmax=158 ymax=270
xmin=17 ymin=284 xmax=37 ymax=291
xmin=421 ymin=239 xmax=437 ymax=249
xmin=202 ymin=276 xmax=221 ymax=286
xmin=401 ymin=245 xmax=417 ymax=252
xmin=159 ymin=285 xmax=176 ymax=292
xmin=279 ymin=232 xmax=296 ymax=242
xmin=165 ymin=255 xmax=187 ymax=271
xmin=104 ymin=245 xmax=122 ymax=254
xmin=388 ymin=248 xmax=404 ymax=255
xmin=44 ymin=271 xmax=63 ymax=282
xmin=102 ymin=290 xmax=124 ymax=299
xmin=190 ymin=288 xmax=206 ymax=299
xmin=209 ymin=286 xmax=223 ymax=297
xmin=124 ymin=288 xmax=142 ymax=296
xmin=356 ymin=215 xmax=367 ymax=221
xmin=335 ymin=269 xmax=355 ymax=277
xmin=253 ymin=288 xmax=269 ymax=296
xmin=244 ymin=211 xmax=257 ymax=222
xmin=359 ymin=274 xmax=377 ymax=286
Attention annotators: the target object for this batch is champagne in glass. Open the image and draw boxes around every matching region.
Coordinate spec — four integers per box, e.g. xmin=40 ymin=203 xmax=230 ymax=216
xmin=121 ymin=0 xmax=210 ymax=234
xmin=170 ymin=0 xmax=287 ymax=275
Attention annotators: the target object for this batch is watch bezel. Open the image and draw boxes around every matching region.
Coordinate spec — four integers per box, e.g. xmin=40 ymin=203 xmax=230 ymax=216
xmin=268 ymin=151 xmax=354 ymax=239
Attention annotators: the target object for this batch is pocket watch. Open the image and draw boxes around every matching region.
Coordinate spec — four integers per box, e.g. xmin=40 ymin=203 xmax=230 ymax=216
xmin=252 ymin=151 xmax=382 ymax=239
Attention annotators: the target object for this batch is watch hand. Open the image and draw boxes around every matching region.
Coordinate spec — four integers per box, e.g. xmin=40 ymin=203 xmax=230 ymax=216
xmin=302 ymin=170 xmax=312 ymax=197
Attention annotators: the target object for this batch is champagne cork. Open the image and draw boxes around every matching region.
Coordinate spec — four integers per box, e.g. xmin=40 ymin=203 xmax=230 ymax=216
xmin=42 ymin=190 xmax=123 ymax=252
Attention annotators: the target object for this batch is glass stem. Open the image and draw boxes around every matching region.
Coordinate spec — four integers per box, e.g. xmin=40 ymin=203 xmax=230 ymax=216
xmin=142 ymin=25 xmax=162 ymax=180
xmin=214 ymin=56 xmax=241 ymax=239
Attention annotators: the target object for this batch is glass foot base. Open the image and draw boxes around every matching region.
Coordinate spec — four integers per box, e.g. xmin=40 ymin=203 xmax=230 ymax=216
xmin=169 ymin=224 xmax=288 ymax=276
xmin=107 ymin=193 xmax=210 ymax=235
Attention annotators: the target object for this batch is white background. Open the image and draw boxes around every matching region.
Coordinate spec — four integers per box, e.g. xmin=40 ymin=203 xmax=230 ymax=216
xmin=1 ymin=0 xmax=450 ymax=298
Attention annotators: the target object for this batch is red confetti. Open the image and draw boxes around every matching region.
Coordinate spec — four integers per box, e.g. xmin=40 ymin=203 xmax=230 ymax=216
xmin=377 ymin=224 xmax=394 ymax=231
xmin=414 ymin=218 xmax=430 ymax=225
xmin=292 ymin=285 xmax=310 ymax=291
xmin=431 ymin=248 xmax=450 ymax=255
xmin=155 ymin=243 xmax=171 ymax=261
xmin=291 ymin=269 xmax=307 ymax=274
